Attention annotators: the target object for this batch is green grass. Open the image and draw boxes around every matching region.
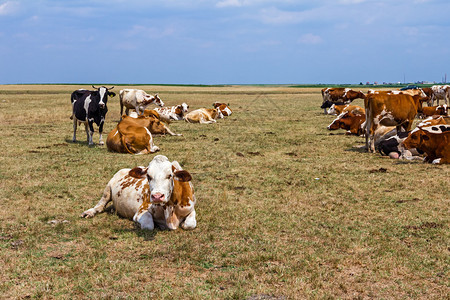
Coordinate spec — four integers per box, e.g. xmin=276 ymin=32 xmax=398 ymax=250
xmin=0 ymin=85 xmax=448 ymax=299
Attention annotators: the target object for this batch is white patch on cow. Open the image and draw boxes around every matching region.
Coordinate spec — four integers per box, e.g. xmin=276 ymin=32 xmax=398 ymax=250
xmin=421 ymin=125 xmax=450 ymax=134
xmin=83 ymin=95 xmax=92 ymax=117
xmin=113 ymin=129 xmax=119 ymax=137
xmin=432 ymin=158 xmax=442 ymax=164
xmin=343 ymin=88 xmax=350 ymax=97
xmin=181 ymin=102 xmax=189 ymax=112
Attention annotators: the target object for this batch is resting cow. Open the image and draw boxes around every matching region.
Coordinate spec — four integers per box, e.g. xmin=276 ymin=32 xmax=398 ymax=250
xmin=213 ymin=102 xmax=232 ymax=116
xmin=119 ymin=89 xmax=164 ymax=117
xmin=327 ymin=104 xmax=365 ymax=116
xmin=154 ymin=103 xmax=189 ymax=122
xmin=364 ymin=91 xmax=428 ymax=152
xmin=327 ymin=111 xmax=365 ymax=135
xmin=184 ymin=108 xmax=222 ymax=124
xmin=81 ymin=155 xmax=197 ymax=230
xmin=418 ymin=104 xmax=448 ymax=118
xmin=321 ymin=88 xmax=365 ymax=113
xmin=402 ymin=125 xmax=450 ymax=164
xmin=71 ymin=86 xmax=115 ymax=145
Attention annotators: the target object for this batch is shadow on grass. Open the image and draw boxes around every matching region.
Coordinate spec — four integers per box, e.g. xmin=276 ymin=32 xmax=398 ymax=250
xmin=344 ymin=145 xmax=367 ymax=153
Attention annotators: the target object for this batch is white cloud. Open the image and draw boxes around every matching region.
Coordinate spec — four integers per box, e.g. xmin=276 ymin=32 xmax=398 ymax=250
xmin=216 ymin=0 xmax=242 ymax=8
xmin=127 ymin=25 xmax=176 ymax=39
xmin=0 ymin=1 xmax=19 ymax=16
xmin=298 ymin=33 xmax=322 ymax=45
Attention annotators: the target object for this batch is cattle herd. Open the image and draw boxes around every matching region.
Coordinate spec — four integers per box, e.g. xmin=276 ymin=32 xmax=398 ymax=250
xmin=322 ymin=86 xmax=449 ymax=164
xmin=74 ymin=86 xmax=232 ymax=230
xmin=75 ymin=84 xmax=448 ymax=231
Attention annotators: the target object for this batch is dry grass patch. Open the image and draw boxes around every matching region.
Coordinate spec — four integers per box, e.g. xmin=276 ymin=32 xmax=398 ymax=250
xmin=0 ymin=84 xmax=448 ymax=299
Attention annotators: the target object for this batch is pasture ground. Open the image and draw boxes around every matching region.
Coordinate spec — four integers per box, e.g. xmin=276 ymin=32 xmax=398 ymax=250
xmin=0 ymin=85 xmax=448 ymax=299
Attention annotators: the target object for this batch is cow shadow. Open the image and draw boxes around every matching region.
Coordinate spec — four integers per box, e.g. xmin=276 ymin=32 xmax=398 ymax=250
xmin=64 ymin=138 xmax=102 ymax=147
xmin=345 ymin=145 xmax=367 ymax=153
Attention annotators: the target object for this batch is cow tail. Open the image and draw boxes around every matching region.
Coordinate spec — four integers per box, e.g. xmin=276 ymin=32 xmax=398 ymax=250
xmin=119 ymin=133 xmax=134 ymax=154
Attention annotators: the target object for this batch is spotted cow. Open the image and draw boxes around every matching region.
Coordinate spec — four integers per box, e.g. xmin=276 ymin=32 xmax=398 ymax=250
xmin=81 ymin=155 xmax=197 ymax=230
xmin=321 ymin=88 xmax=365 ymax=113
xmin=213 ymin=102 xmax=232 ymax=116
xmin=154 ymin=103 xmax=189 ymax=122
xmin=119 ymin=89 xmax=164 ymax=117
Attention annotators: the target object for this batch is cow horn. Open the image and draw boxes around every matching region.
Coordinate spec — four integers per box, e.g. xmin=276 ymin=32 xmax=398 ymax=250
xmin=92 ymin=85 xmax=98 ymax=89
xmin=108 ymin=86 xmax=114 ymax=90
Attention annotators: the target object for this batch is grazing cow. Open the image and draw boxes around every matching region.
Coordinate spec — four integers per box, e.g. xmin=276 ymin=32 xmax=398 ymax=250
xmin=71 ymin=86 xmax=116 ymax=145
xmin=81 ymin=155 xmax=197 ymax=230
xmin=418 ymin=104 xmax=448 ymax=118
xmin=430 ymin=85 xmax=449 ymax=106
xmin=402 ymin=125 xmax=450 ymax=164
xmin=364 ymin=91 xmax=428 ymax=152
xmin=154 ymin=103 xmax=189 ymax=122
xmin=327 ymin=104 xmax=365 ymax=116
xmin=119 ymin=89 xmax=164 ymax=117
xmin=321 ymin=88 xmax=365 ymax=113
xmin=184 ymin=108 xmax=222 ymax=124
xmin=327 ymin=111 xmax=366 ymax=135
xmin=213 ymin=102 xmax=232 ymax=116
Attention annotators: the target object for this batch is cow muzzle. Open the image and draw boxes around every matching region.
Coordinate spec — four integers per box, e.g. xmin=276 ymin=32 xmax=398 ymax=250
xmin=99 ymin=103 xmax=106 ymax=109
xmin=151 ymin=193 xmax=165 ymax=204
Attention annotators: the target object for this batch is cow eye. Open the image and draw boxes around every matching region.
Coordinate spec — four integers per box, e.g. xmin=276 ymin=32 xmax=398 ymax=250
xmin=166 ymin=174 xmax=172 ymax=179
xmin=147 ymin=175 xmax=153 ymax=181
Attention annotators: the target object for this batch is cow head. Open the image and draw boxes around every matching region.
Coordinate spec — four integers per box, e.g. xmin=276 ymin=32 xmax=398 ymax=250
xmin=402 ymin=128 xmax=424 ymax=150
xmin=181 ymin=102 xmax=189 ymax=112
xmin=129 ymin=155 xmax=192 ymax=205
xmin=153 ymin=94 xmax=165 ymax=107
xmin=92 ymin=85 xmax=115 ymax=109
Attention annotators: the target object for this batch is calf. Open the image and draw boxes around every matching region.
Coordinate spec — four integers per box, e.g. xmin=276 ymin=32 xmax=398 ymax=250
xmin=81 ymin=155 xmax=197 ymax=230
xmin=71 ymin=86 xmax=115 ymax=145
xmin=119 ymin=89 xmax=164 ymax=117
xmin=154 ymin=103 xmax=189 ymax=122
xmin=418 ymin=104 xmax=448 ymax=118
xmin=184 ymin=108 xmax=222 ymax=124
xmin=327 ymin=111 xmax=366 ymax=135
xmin=402 ymin=125 xmax=450 ymax=164
xmin=213 ymin=102 xmax=232 ymax=116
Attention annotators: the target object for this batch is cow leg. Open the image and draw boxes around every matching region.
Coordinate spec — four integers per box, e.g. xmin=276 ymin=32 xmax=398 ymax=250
xmin=87 ymin=119 xmax=94 ymax=145
xmin=163 ymin=125 xmax=182 ymax=136
xmin=145 ymin=128 xmax=160 ymax=153
xmin=125 ymin=108 xmax=130 ymax=116
xmin=98 ymin=120 xmax=105 ymax=145
xmin=72 ymin=118 xmax=78 ymax=142
xmin=181 ymin=209 xmax=197 ymax=230
xmin=133 ymin=210 xmax=155 ymax=230
xmin=81 ymin=184 xmax=112 ymax=218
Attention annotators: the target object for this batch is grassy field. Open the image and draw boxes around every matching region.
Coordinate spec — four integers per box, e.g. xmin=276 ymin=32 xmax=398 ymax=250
xmin=0 ymin=85 xmax=448 ymax=299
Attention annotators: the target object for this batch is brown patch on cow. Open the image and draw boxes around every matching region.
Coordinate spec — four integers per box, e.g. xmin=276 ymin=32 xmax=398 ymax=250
xmin=369 ymin=168 xmax=387 ymax=173
xmin=174 ymin=107 xmax=182 ymax=115
xmin=128 ymin=167 xmax=147 ymax=179
xmin=170 ymin=179 xmax=194 ymax=207
xmin=174 ymin=170 xmax=192 ymax=182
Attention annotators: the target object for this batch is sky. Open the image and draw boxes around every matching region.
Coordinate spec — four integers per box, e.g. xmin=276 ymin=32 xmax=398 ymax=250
xmin=1 ymin=0 xmax=450 ymax=85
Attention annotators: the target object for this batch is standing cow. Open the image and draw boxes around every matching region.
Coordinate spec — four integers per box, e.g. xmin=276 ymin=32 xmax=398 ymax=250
xmin=71 ymin=86 xmax=115 ymax=145
xmin=119 ymin=89 xmax=165 ymax=117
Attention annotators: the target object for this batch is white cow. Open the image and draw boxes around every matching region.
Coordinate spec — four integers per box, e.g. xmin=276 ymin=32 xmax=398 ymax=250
xmin=119 ymin=89 xmax=165 ymax=118
xmin=81 ymin=155 xmax=197 ymax=231
xmin=430 ymin=85 xmax=449 ymax=106
xmin=154 ymin=102 xmax=189 ymax=122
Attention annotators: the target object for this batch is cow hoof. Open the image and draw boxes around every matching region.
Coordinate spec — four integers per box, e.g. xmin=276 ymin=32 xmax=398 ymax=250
xmin=81 ymin=209 xmax=96 ymax=218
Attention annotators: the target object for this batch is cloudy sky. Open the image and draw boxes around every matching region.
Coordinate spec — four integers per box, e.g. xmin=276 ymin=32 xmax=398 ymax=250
xmin=1 ymin=0 xmax=449 ymax=84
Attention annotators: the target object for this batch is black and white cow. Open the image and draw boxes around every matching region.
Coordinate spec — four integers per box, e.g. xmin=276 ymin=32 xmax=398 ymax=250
xmin=71 ymin=86 xmax=116 ymax=145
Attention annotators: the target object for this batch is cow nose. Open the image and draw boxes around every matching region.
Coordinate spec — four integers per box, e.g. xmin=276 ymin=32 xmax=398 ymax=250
xmin=99 ymin=104 xmax=105 ymax=109
xmin=151 ymin=193 xmax=165 ymax=203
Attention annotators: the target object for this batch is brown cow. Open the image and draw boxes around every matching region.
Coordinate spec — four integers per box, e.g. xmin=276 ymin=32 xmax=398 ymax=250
xmin=321 ymin=88 xmax=365 ymax=113
xmin=327 ymin=111 xmax=366 ymax=135
xmin=184 ymin=108 xmax=222 ymax=124
xmin=402 ymin=125 xmax=450 ymax=164
xmin=418 ymin=104 xmax=448 ymax=118
xmin=213 ymin=102 xmax=232 ymax=116
xmin=364 ymin=91 xmax=428 ymax=152
xmin=327 ymin=104 xmax=365 ymax=115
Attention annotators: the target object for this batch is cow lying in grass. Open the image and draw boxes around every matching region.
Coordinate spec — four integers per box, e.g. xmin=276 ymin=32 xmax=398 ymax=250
xmin=81 ymin=155 xmax=197 ymax=230
xmin=184 ymin=108 xmax=223 ymax=124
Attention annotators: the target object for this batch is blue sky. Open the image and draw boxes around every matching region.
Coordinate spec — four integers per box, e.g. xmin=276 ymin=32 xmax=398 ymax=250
xmin=1 ymin=0 xmax=449 ymax=84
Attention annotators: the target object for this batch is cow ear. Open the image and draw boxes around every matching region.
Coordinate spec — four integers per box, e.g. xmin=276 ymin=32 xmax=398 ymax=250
xmin=129 ymin=167 xmax=147 ymax=179
xmin=109 ymin=92 xmax=116 ymax=97
xmin=174 ymin=170 xmax=192 ymax=182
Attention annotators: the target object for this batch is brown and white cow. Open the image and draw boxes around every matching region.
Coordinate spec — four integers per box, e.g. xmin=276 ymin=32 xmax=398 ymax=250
xmin=418 ymin=104 xmax=448 ymax=118
xmin=327 ymin=111 xmax=366 ymax=135
xmin=154 ymin=103 xmax=189 ymax=122
xmin=213 ymin=102 xmax=232 ymax=116
xmin=106 ymin=116 xmax=161 ymax=155
xmin=430 ymin=85 xmax=449 ymax=106
xmin=364 ymin=91 xmax=428 ymax=152
xmin=81 ymin=155 xmax=197 ymax=230
xmin=402 ymin=125 xmax=450 ymax=164
xmin=327 ymin=104 xmax=365 ymax=116
xmin=119 ymin=89 xmax=164 ymax=117
xmin=321 ymin=88 xmax=365 ymax=113
xmin=184 ymin=108 xmax=222 ymax=124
